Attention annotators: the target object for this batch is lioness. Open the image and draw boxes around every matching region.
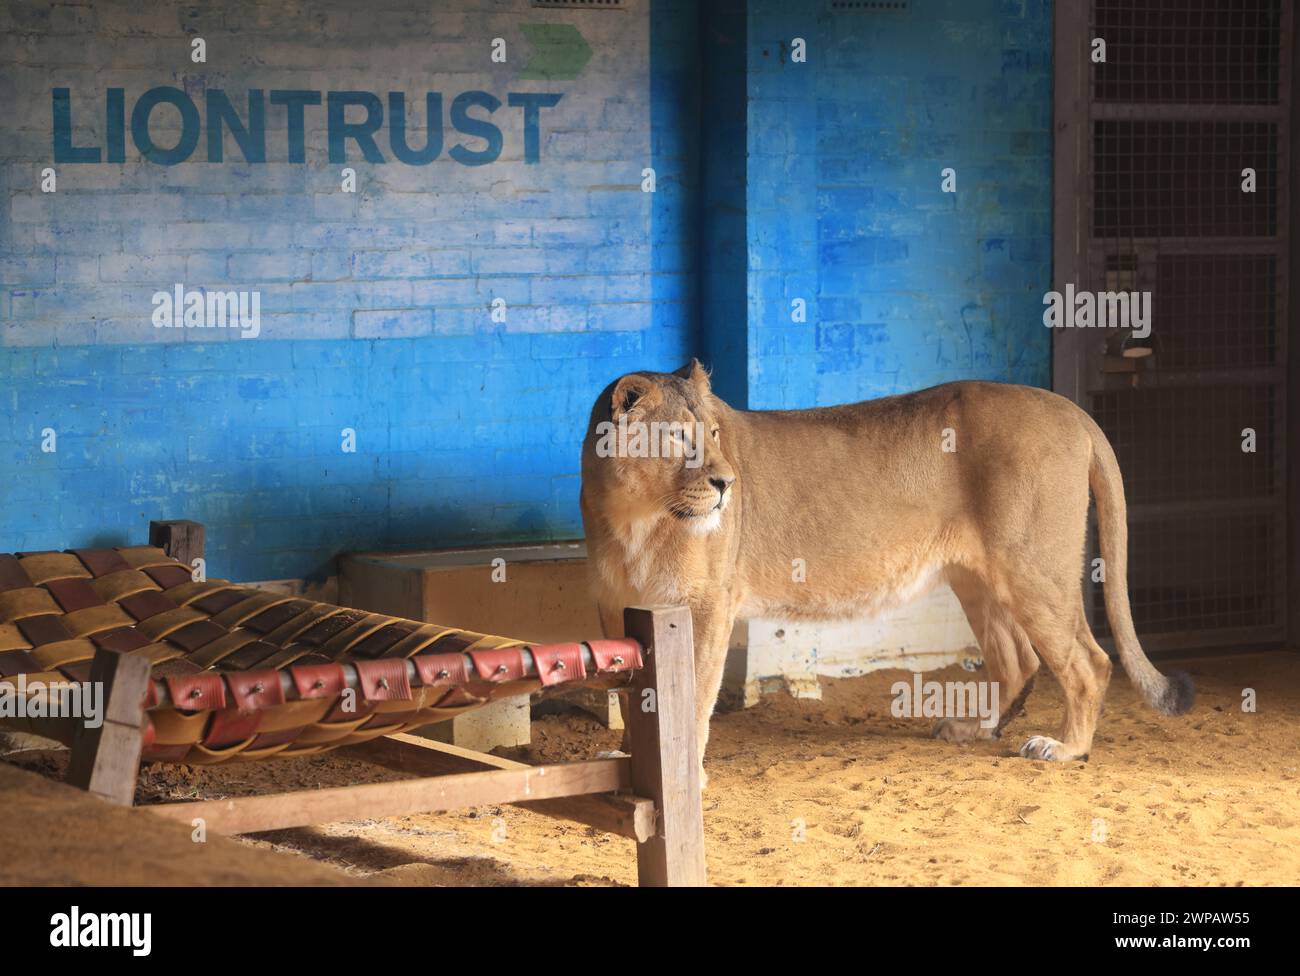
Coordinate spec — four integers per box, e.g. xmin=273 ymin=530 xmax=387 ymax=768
xmin=580 ymin=361 xmax=1193 ymax=777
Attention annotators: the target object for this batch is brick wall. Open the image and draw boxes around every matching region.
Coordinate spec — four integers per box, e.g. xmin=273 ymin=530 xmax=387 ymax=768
xmin=741 ymin=0 xmax=1053 ymax=409
xmin=0 ymin=0 xmax=698 ymax=580
xmin=0 ymin=0 xmax=1053 ymax=585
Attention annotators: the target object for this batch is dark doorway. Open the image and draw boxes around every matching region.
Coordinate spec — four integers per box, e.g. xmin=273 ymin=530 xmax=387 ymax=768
xmin=1053 ymin=0 xmax=1292 ymax=653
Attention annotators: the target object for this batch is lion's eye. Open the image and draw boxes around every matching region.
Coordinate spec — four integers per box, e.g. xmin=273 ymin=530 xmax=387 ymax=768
xmin=711 ymin=427 xmax=720 ymax=441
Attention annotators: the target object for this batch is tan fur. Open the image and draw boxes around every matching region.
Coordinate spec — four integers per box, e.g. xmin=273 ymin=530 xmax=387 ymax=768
xmin=580 ymin=361 xmax=1193 ymax=778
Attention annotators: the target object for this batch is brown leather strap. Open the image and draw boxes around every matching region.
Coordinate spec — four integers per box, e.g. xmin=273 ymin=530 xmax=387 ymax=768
xmin=0 ymin=541 xmax=648 ymax=766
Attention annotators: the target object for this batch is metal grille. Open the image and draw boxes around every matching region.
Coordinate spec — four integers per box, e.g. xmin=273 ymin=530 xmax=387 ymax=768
xmin=1153 ymin=253 xmax=1278 ymax=368
xmin=1093 ymin=120 xmax=1278 ymax=236
xmin=1109 ymin=512 xmax=1281 ymax=636
xmin=1093 ymin=0 xmax=1283 ymax=104
xmin=1056 ymin=1 xmax=1291 ymax=653
xmin=1092 ymin=384 xmax=1279 ymax=506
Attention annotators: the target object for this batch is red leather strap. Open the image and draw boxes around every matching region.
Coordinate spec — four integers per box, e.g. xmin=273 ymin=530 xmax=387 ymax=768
xmin=354 ymin=658 xmax=412 ymax=702
xmin=528 ymin=642 xmax=586 ymax=686
xmin=204 ymin=709 xmax=262 ymax=749
xmin=587 ymin=638 xmax=642 ymax=672
xmin=289 ymin=663 xmax=347 ymax=700
xmin=226 ymin=669 xmax=285 ymax=710
xmin=165 ymin=672 xmax=227 ymax=712
xmin=469 ymin=647 xmax=526 ymax=682
xmin=413 ymin=652 xmax=468 ymax=687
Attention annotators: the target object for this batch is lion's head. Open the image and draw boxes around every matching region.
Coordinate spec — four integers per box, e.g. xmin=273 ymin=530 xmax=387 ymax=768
xmin=582 ymin=360 xmax=736 ymax=535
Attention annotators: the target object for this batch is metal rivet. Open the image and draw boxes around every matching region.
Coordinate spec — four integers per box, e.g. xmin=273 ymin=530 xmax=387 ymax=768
xmin=189 ymin=689 xmax=202 ymax=699
xmin=612 ymin=655 xmax=624 ymax=666
xmin=496 ymin=664 xmax=509 ymax=674
xmin=437 ymin=669 xmax=450 ymax=679
xmin=313 ymin=679 xmax=325 ymax=690
xmin=554 ymin=660 xmax=565 ymax=671
xmin=378 ymin=677 xmax=389 ymax=690
xmin=251 ymin=682 xmax=264 ymax=694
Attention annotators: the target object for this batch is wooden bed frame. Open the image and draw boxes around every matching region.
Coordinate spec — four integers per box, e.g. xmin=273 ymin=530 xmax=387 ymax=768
xmin=64 ymin=523 xmax=706 ymax=886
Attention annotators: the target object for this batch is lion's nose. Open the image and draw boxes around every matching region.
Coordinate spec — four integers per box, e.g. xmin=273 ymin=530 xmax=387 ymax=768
xmin=709 ymin=475 xmax=734 ymax=497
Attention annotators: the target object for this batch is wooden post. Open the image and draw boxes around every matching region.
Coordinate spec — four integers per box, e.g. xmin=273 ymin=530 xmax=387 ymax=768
xmin=149 ymin=519 xmax=205 ymax=571
xmin=65 ymin=647 xmax=151 ymax=806
xmin=624 ymin=606 xmax=706 ymax=886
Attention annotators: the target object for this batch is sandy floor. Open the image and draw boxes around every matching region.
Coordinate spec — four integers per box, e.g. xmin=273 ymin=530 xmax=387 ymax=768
xmin=0 ymin=762 xmax=366 ymax=886
xmin=3 ymin=651 xmax=1298 ymax=886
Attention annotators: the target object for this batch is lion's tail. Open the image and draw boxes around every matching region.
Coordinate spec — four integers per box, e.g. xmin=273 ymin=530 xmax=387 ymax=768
xmin=1085 ymin=416 xmax=1195 ymax=716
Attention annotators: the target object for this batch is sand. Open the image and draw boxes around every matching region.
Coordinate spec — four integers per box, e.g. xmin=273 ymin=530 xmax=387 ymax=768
xmin=3 ymin=651 xmax=1297 ymax=886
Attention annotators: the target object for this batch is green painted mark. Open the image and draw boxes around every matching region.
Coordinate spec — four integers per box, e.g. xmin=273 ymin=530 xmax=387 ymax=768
xmin=519 ymin=24 xmax=593 ymax=81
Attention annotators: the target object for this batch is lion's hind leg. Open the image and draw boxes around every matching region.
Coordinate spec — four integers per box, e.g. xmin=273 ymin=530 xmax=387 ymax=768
xmin=932 ymin=569 xmax=1039 ymax=744
xmin=1014 ymin=607 xmax=1112 ymax=762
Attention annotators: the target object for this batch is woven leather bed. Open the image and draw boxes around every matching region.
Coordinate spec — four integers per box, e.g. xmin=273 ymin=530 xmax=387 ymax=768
xmin=0 ymin=545 xmax=641 ymax=765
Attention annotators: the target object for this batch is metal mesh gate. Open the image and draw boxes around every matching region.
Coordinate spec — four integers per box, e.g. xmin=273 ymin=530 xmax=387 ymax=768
xmin=1054 ymin=0 xmax=1291 ymax=654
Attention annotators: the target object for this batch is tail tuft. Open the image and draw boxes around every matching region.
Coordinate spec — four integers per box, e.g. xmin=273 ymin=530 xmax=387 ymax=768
xmin=1156 ymin=670 xmax=1196 ymax=716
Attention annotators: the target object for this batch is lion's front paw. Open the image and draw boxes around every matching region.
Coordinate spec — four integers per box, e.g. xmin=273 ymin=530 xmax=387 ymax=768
xmin=1018 ymin=735 xmax=1086 ymax=761
xmin=932 ymin=717 xmax=998 ymax=743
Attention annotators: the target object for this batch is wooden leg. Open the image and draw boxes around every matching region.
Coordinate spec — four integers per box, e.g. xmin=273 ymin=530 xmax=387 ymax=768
xmin=149 ymin=519 xmax=205 ymax=573
xmin=65 ymin=647 xmax=151 ymax=806
xmin=624 ymin=606 xmax=707 ymax=887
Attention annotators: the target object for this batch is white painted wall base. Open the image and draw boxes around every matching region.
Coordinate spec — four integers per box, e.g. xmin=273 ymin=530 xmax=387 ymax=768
xmin=719 ymin=585 xmax=980 ymax=710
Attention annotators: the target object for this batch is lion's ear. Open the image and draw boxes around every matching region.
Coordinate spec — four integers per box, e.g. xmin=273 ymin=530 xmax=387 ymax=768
xmin=673 ymin=358 xmax=711 ymax=393
xmin=611 ymin=374 xmax=662 ymax=420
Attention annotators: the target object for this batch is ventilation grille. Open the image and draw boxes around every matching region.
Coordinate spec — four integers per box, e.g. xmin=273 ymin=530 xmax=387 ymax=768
xmin=531 ymin=0 xmax=623 ymax=8
xmin=830 ymin=1 xmax=910 ymax=12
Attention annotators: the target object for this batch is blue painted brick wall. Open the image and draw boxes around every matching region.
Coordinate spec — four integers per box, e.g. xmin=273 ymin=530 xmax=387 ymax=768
xmin=1 ymin=0 xmax=1053 ymax=581
xmin=742 ymin=0 xmax=1053 ymax=409
xmin=0 ymin=0 xmax=698 ymax=581
xmin=700 ymin=0 xmax=750 ymax=408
